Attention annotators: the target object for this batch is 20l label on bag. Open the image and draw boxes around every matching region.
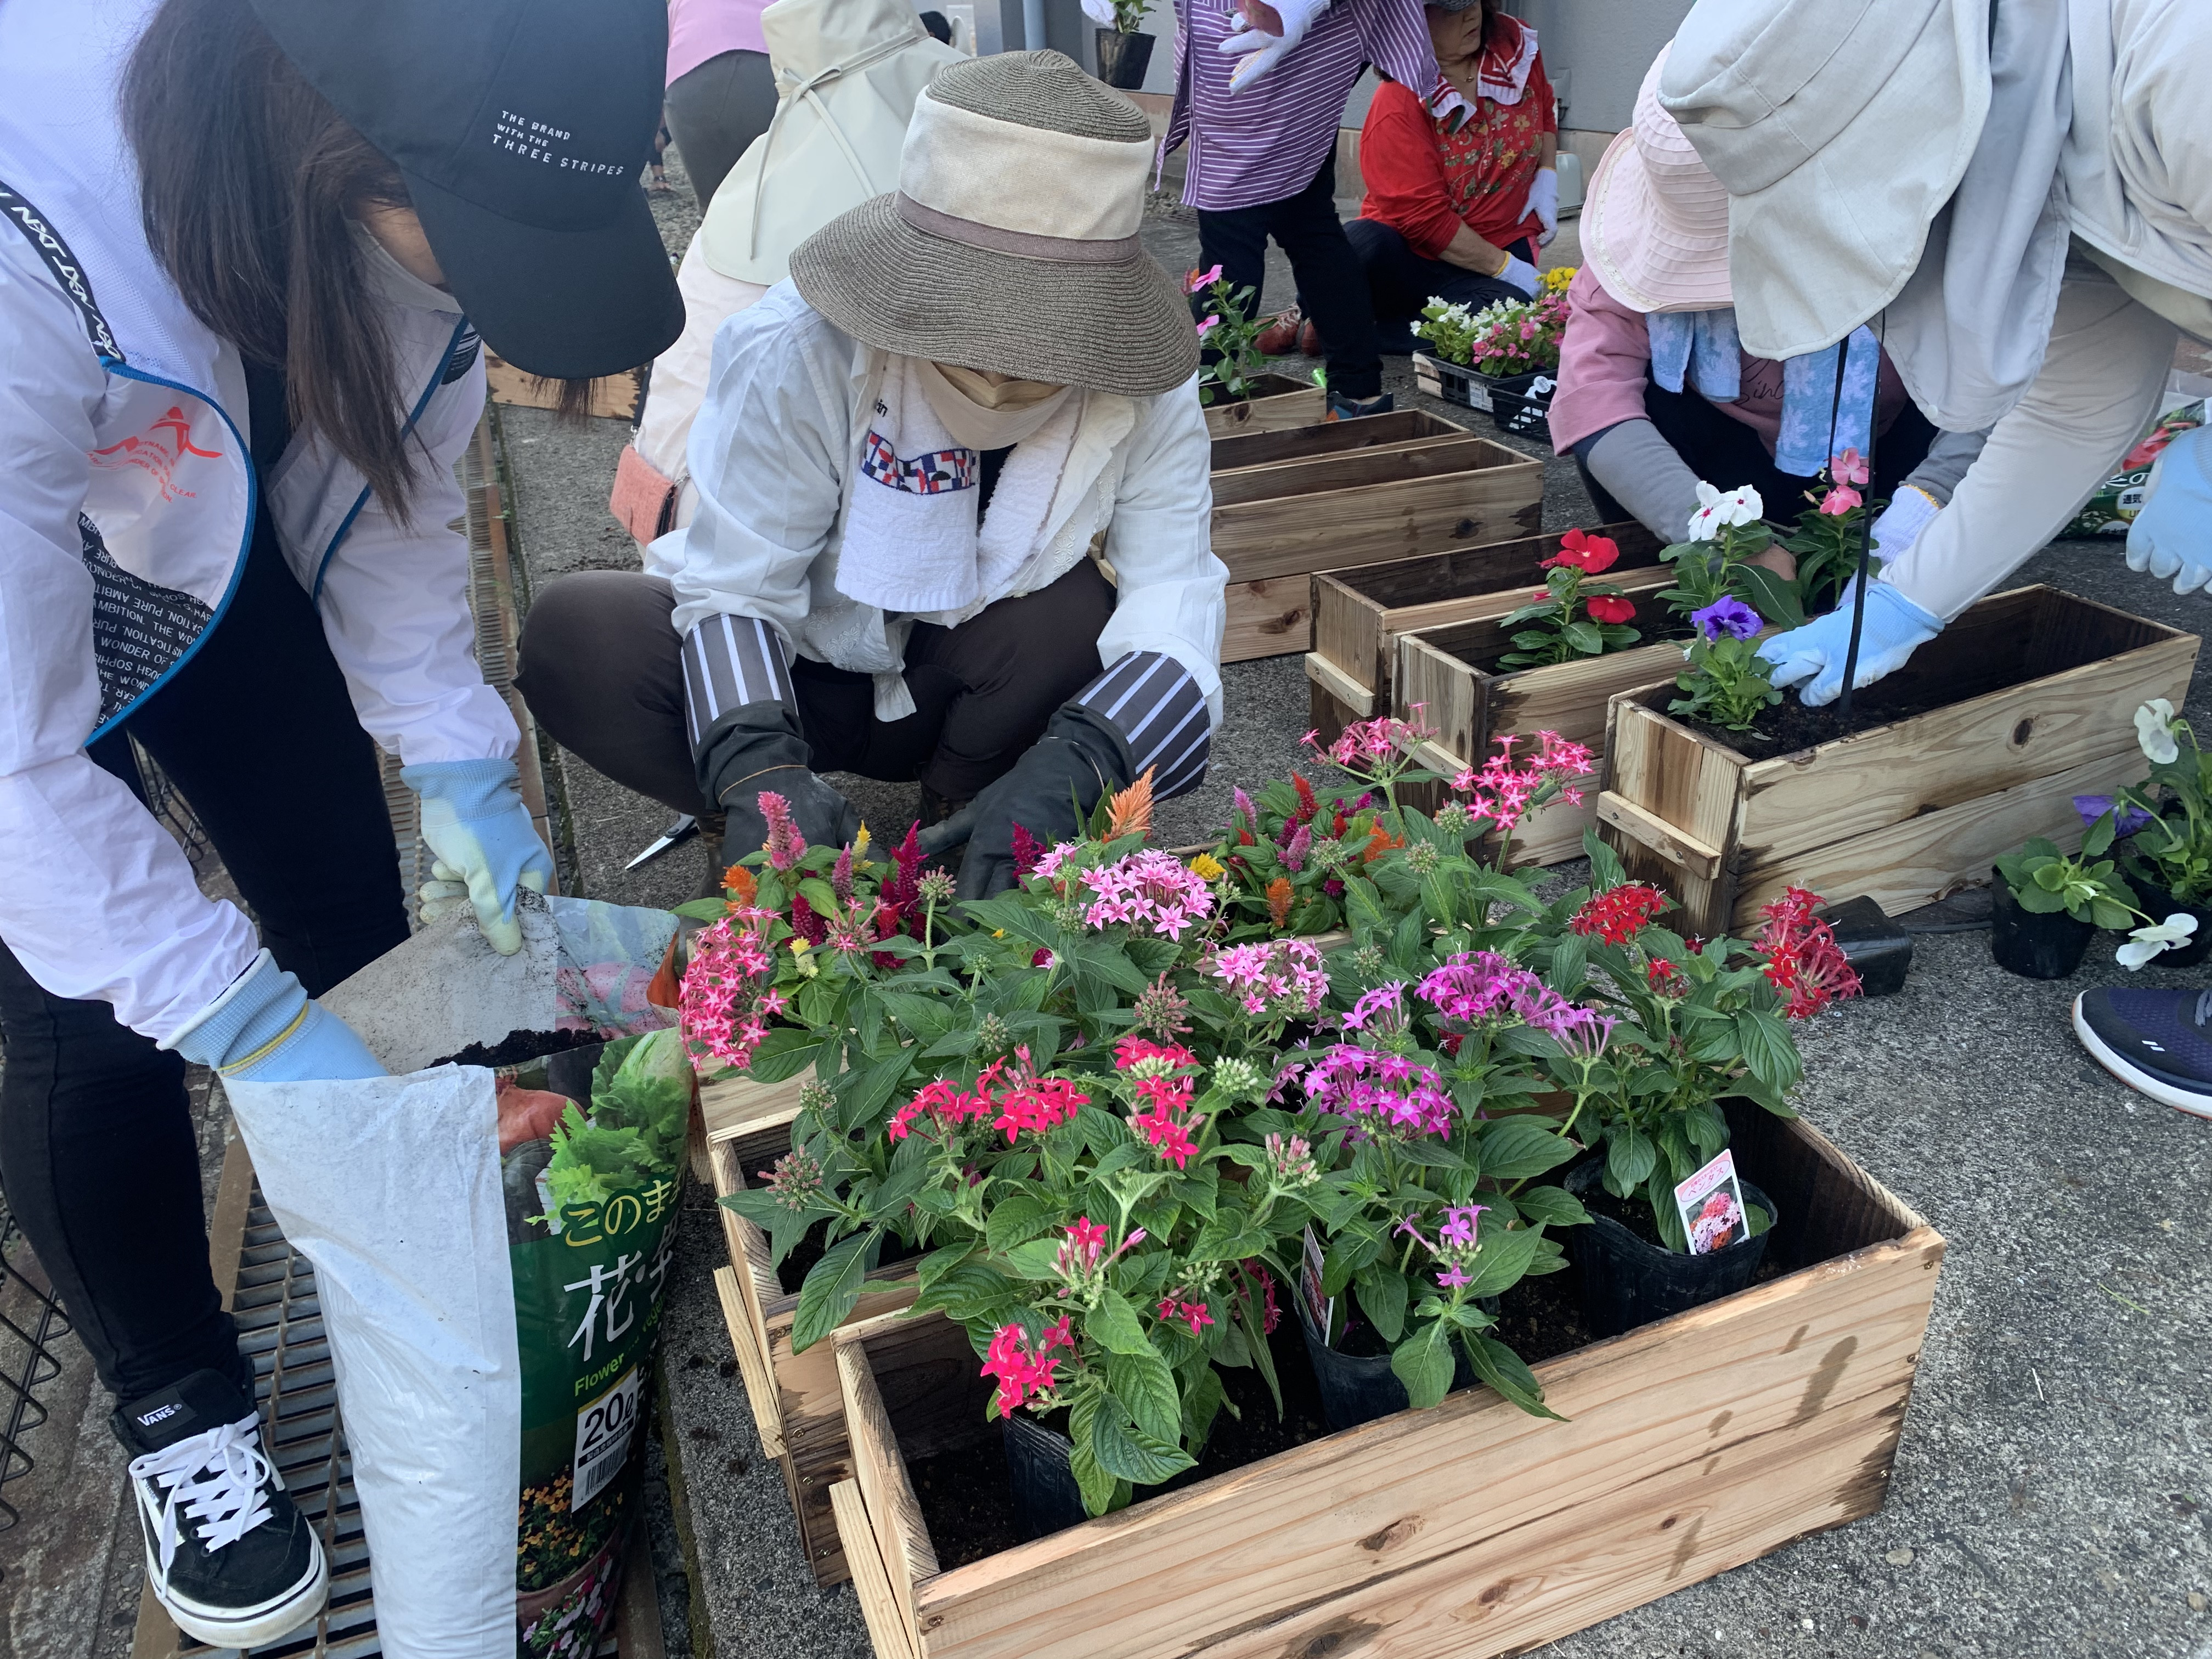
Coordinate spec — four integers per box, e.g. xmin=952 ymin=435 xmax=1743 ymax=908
xmin=571 ymin=1364 xmax=641 ymax=1511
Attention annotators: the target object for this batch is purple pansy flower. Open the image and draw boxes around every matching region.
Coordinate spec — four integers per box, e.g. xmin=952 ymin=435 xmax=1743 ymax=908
xmin=2073 ymin=794 xmax=2155 ymax=836
xmin=1690 ymin=596 xmax=1763 ymax=642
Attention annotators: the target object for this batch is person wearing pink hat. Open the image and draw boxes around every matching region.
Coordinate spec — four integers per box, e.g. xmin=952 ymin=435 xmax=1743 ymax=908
xmin=1546 ymin=49 xmax=1983 ymax=550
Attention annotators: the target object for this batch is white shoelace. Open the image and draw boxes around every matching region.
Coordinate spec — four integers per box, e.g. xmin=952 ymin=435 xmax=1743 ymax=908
xmin=128 ymin=1413 xmax=276 ymax=1571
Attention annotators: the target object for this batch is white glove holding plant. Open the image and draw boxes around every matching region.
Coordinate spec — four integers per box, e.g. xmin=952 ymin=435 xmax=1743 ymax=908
xmin=1080 ymin=0 xmax=1118 ymax=24
xmin=1220 ymin=0 xmax=1330 ymax=91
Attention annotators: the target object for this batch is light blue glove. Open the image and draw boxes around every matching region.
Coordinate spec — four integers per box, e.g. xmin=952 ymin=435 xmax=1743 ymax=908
xmin=1868 ymin=484 xmax=1940 ymax=564
xmin=169 ymin=950 xmax=385 ymax=1082
xmin=1757 ymin=580 xmax=1943 ymax=708
xmin=2125 ymin=425 xmax=2212 ymax=595
xmin=403 ymin=758 xmax=554 ymax=955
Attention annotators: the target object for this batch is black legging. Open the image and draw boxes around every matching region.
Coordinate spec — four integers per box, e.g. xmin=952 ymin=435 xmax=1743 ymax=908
xmin=0 ymin=492 xmax=407 ymax=1402
xmin=1344 ymin=219 xmax=1538 ymax=352
xmin=1576 ymin=379 xmax=1940 ymax=529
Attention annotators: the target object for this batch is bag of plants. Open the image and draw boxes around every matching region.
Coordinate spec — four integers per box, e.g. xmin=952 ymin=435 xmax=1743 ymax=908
xmin=224 ymin=892 xmax=686 ymax=1659
xmin=2062 ymin=396 xmax=2206 ymax=538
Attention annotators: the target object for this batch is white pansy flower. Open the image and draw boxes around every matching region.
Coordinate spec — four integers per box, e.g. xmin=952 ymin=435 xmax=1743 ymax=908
xmin=2117 ymin=912 xmax=2198 ymax=969
xmin=2136 ymin=698 xmax=2180 ymax=764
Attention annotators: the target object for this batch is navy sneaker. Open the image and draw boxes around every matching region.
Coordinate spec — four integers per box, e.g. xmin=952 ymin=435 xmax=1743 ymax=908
xmin=1327 ymin=390 xmax=1394 ymax=421
xmin=115 ymin=1369 xmax=328 ymax=1649
xmin=2073 ymin=986 xmax=2212 ymax=1120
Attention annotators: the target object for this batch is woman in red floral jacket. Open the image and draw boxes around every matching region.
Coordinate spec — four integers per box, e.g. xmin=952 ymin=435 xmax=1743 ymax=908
xmin=1348 ymin=0 xmax=1555 ymax=352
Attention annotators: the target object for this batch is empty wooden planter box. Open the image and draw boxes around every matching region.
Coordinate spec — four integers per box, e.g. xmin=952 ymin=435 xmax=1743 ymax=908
xmin=1210 ymin=414 xmax=1542 ymax=664
xmin=828 ymin=1107 xmax=1944 ymax=1659
xmin=1597 ymin=584 xmax=2200 ymax=936
xmin=1387 ymin=575 xmax=1688 ymax=867
xmin=704 ymin=1071 xmax=922 ymax=1588
xmin=1305 ymin=522 xmax=1661 ymax=744
xmin=1201 ymin=373 xmax=1328 ymax=438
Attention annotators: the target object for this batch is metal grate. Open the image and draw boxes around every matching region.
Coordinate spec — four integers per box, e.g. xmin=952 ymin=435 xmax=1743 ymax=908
xmin=0 ymin=1205 xmax=74 ymax=1579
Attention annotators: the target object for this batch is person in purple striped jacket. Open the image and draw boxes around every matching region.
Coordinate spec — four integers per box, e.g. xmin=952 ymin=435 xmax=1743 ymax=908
xmin=1157 ymin=0 xmax=1461 ymax=417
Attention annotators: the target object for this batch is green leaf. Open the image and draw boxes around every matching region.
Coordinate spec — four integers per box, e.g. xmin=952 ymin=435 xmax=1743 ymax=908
xmin=1733 ymin=563 xmax=1803 ymax=631
xmin=1479 ymin=1119 xmax=1577 ymax=1182
xmin=1088 ymin=1398 xmax=1194 ymax=1486
xmin=913 ymin=1261 xmax=1023 ymax=1324
xmin=742 ymin=1027 xmax=824 ymax=1085
xmin=1354 ymin=1265 xmax=1409 ymax=1342
xmin=2081 ymin=809 xmax=2118 ymax=859
xmin=1582 ymin=829 xmax=1628 ymax=893
xmin=1606 ymin=1123 xmax=1657 ymax=1194
xmin=2013 ymin=881 xmax=2070 ymax=914
xmin=1460 ymin=1332 xmax=1564 ymax=1420
xmin=1548 ymin=932 xmax=1589 ymax=996
xmin=1561 ymin=618 xmax=1604 ymax=656
xmin=1180 ymin=1364 xmax=1227 ymax=1454
xmin=984 ymin=1195 xmax=1056 ymax=1256
xmin=1000 ymin=1237 xmax=1067 ymax=1280
xmin=670 ymin=897 xmax=730 ymax=921
xmin=790 ymin=1231 xmax=879 ymax=1353
xmin=1066 ymin=1398 xmax=1120 ymax=1517
xmin=1107 ymin=1345 xmax=1182 ymax=1444
xmin=798 ymin=877 xmax=841 ymax=918
xmin=1511 ymin=1184 xmax=1589 ymax=1228
xmin=1389 ymin=1323 xmax=1457 ymax=1409
xmin=1086 ymin=1288 xmax=1154 ymax=1356
xmin=1458 ymin=1223 xmax=1547 ymax=1300
xmin=2089 ymin=898 xmax=2135 ymax=931
xmin=1732 ymin=1008 xmax=1801 ymax=1093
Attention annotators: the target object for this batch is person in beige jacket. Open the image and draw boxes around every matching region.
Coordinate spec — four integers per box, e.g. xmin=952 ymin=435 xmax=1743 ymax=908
xmin=610 ymin=0 xmax=964 ymax=543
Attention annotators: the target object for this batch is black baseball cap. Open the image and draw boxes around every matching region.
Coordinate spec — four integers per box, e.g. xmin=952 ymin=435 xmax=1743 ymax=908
xmin=248 ymin=0 xmax=684 ymax=380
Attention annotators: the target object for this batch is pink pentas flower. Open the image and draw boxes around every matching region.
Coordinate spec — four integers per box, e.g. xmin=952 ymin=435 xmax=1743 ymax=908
xmin=1205 ymin=938 xmax=1328 ymax=1017
xmin=1451 ymin=731 xmax=1593 ymax=836
xmin=1077 ymin=849 xmax=1216 ymax=941
xmin=679 ymin=911 xmax=778 ymax=1071
xmin=1303 ymin=1043 xmax=1453 ymax=1139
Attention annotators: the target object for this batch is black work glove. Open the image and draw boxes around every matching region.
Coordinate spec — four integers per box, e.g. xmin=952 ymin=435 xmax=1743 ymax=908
xmin=953 ymin=704 xmax=1135 ymax=899
xmin=696 ymin=701 xmax=860 ymax=869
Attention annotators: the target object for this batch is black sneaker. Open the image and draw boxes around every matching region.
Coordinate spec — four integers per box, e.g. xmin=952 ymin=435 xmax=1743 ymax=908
xmin=115 ymin=1369 xmax=328 ymax=1649
xmin=2073 ymin=986 xmax=2212 ymax=1120
xmin=1326 ymin=390 xmax=1395 ymax=421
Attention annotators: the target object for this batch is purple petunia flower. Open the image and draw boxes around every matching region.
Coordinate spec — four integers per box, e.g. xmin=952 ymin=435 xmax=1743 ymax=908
xmin=2073 ymin=794 xmax=2155 ymax=836
xmin=1690 ymin=595 xmax=1763 ymax=642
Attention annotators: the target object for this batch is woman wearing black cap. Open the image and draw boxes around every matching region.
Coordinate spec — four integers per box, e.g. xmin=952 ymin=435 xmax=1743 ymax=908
xmin=0 ymin=0 xmax=680 ymax=1643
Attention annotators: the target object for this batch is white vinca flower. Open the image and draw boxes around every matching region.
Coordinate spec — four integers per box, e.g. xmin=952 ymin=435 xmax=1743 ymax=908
xmin=2117 ymin=911 xmax=2198 ymax=969
xmin=1685 ymin=481 xmax=1726 ymax=542
xmin=2136 ymin=698 xmax=2180 ymax=765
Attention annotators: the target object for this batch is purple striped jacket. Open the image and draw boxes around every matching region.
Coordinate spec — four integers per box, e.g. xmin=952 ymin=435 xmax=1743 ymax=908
xmin=1160 ymin=0 xmax=1449 ymax=212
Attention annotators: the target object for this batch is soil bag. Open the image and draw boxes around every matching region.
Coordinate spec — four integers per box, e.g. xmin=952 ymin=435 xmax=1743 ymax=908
xmin=225 ymin=893 xmax=686 ymax=1659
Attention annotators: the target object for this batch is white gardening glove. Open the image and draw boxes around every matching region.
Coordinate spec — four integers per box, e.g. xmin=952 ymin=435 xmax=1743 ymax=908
xmin=1526 ymin=168 xmax=1559 ymax=246
xmin=2125 ymin=425 xmax=2212 ymax=596
xmin=1868 ymin=484 xmax=1940 ymax=563
xmin=1080 ymin=0 xmax=1116 ymax=21
xmin=1497 ymin=254 xmax=1541 ymax=298
xmin=1219 ymin=0 xmax=1330 ymax=92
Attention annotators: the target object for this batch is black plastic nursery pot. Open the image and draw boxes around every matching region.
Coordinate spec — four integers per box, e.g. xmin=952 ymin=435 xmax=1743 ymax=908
xmin=1094 ymin=27 xmax=1154 ymax=87
xmin=1565 ymin=1159 xmax=1775 ymax=1340
xmin=2124 ymin=870 xmax=2212 ymax=967
xmin=1988 ymin=867 xmax=2095 ymax=980
xmin=1000 ymin=1412 xmax=1090 ymax=1542
xmin=1294 ymin=1298 xmax=1475 ymax=1432
xmin=1483 ymin=369 xmax=1554 ymax=442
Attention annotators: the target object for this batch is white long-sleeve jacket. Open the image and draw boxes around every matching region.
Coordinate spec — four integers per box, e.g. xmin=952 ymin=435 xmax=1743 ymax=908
xmin=0 ymin=0 xmax=515 ymax=1041
xmin=648 ymin=282 xmax=1228 ymax=730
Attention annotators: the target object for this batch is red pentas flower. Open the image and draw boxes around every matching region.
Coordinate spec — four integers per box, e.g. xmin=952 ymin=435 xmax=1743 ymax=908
xmin=1570 ymin=883 xmax=1671 ymax=945
xmin=1585 ymin=594 xmax=1637 ymax=625
xmin=1754 ymin=887 xmax=1861 ymax=1019
xmin=981 ymin=1316 xmax=1075 ymax=1415
xmin=1131 ymin=1073 xmax=1202 ymax=1168
xmin=888 ymin=1077 xmax=994 ymax=1142
xmin=1645 ymin=957 xmax=1685 ymax=996
xmin=1157 ymin=1297 xmax=1214 ymax=1336
xmin=1542 ymin=528 xmax=1621 ymax=574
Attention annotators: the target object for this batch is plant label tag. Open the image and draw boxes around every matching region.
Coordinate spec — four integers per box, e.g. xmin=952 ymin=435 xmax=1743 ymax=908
xmin=1673 ymin=1149 xmax=1750 ymax=1257
xmin=572 ymin=1362 xmax=642 ymax=1510
xmin=1300 ymin=1224 xmax=1335 ymax=1343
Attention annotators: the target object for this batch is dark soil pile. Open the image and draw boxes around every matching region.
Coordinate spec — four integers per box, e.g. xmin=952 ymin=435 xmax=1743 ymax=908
xmin=773 ymin=1224 xmax=923 ymax=1297
xmin=436 ymin=1026 xmax=603 ymax=1070
xmin=1673 ymin=680 xmax=1941 ymax=758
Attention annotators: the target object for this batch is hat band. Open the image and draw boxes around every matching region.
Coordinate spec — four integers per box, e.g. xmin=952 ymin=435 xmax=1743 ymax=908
xmin=896 ymin=193 xmax=1141 ymax=263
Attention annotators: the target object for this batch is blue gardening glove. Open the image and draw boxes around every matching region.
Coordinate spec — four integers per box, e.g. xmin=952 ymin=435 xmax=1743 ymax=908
xmin=1868 ymin=484 xmax=1940 ymax=563
xmin=168 ymin=951 xmax=385 ymax=1082
xmin=403 ymin=759 xmax=554 ymax=955
xmin=1219 ymin=0 xmax=1328 ymax=91
xmin=2125 ymin=425 xmax=2212 ymax=595
xmin=1757 ymin=580 xmax=1943 ymax=708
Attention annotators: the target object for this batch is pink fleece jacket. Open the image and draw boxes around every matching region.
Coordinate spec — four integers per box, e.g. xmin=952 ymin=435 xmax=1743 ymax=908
xmin=1547 ymin=265 xmax=1909 ymax=456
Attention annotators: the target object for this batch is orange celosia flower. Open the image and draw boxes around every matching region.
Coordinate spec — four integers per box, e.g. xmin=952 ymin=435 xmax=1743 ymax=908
xmin=724 ymin=864 xmax=758 ymax=904
xmin=1106 ymin=768 xmax=1156 ymax=841
xmin=1266 ymin=877 xmax=1294 ymax=928
xmin=1362 ymin=824 xmax=1406 ymax=865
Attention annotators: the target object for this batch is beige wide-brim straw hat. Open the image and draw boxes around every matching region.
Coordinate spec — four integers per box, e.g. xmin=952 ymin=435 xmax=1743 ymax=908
xmin=790 ymin=51 xmax=1199 ymax=397
xmin=1583 ymin=47 xmax=1733 ymax=315
xmin=1658 ymin=0 xmax=1990 ymax=359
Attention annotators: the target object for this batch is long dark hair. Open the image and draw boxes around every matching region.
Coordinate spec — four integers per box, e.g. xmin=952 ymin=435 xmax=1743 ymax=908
xmin=123 ymin=0 xmax=430 ymax=518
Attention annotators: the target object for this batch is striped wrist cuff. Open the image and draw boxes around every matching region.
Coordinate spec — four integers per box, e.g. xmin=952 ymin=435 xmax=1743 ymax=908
xmin=681 ymin=616 xmax=792 ymax=749
xmin=1074 ymin=651 xmax=1211 ymax=798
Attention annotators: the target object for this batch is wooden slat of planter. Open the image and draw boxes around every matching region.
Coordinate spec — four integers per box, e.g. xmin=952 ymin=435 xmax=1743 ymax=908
xmin=1311 ymin=523 xmax=1662 ymax=725
xmin=1211 ymin=442 xmax=1542 ymax=586
xmin=1210 ymin=410 xmax=1465 ymax=475
xmin=1221 ymin=574 xmax=1315 ymax=662
xmin=483 ymin=347 xmax=642 ymax=421
xmin=834 ymin=1481 xmax=920 ymax=1659
xmin=715 ymin=1266 xmax=786 ymax=1459
xmin=838 ymin=1114 xmax=1940 ymax=1659
xmin=1211 ymin=435 xmax=1499 ymax=508
xmin=839 ymin=1319 xmax=946 ymax=1657
xmin=1602 ymin=696 xmax=1749 ymax=931
xmin=1202 ymin=378 xmax=1324 ymax=438
xmin=701 ymin=1067 xmax=813 ymax=1145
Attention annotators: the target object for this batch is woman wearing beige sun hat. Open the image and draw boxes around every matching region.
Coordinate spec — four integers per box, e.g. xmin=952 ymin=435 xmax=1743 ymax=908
xmin=519 ymin=51 xmax=1224 ymax=901
xmin=1546 ymin=47 xmax=1984 ymax=552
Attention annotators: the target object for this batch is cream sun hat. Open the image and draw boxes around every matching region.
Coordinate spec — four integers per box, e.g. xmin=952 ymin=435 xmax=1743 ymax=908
xmin=788 ymin=50 xmax=1198 ymax=397
xmin=1583 ymin=47 xmax=1733 ymax=316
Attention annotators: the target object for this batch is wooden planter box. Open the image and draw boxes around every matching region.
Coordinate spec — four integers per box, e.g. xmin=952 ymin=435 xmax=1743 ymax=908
xmin=1305 ymin=521 xmax=1661 ymax=745
xmin=1598 ymin=584 xmax=2200 ymax=935
xmin=828 ymin=1107 xmax=1945 ymax=1659
xmin=1201 ymin=374 xmax=1327 ymax=438
xmin=1387 ymin=580 xmax=1687 ymax=866
xmin=1213 ymin=424 xmax=1542 ymax=664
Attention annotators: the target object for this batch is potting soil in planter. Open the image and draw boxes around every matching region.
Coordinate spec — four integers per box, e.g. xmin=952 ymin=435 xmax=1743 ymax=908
xmin=227 ymin=894 xmax=685 ymax=1659
xmin=770 ymin=1220 xmax=924 ymax=1297
xmin=1672 ymin=673 xmax=1946 ymax=759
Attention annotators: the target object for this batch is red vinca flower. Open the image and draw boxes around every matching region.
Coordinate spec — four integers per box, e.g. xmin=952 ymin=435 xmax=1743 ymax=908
xmin=1585 ymin=594 xmax=1637 ymax=625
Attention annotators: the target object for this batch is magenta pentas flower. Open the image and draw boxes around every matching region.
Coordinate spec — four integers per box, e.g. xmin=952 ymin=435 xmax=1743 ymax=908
xmin=1052 ymin=1217 xmax=1144 ymax=1294
xmin=982 ymin=1316 xmax=1074 ymax=1415
xmin=679 ymin=912 xmax=778 ymax=1071
xmin=1550 ymin=1007 xmax=1616 ymax=1060
xmin=759 ymin=790 xmax=805 ymax=871
xmin=1342 ymin=980 xmax=1409 ymax=1034
xmin=1305 ymin=709 xmax=1437 ymax=779
xmin=1415 ymin=951 xmax=1530 ymax=1023
xmin=1077 ymin=848 xmax=1216 ymax=941
xmin=1302 ymin=1043 xmax=1453 ymax=1139
xmin=1451 ymin=731 xmax=1595 ymax=834
xmin=1206 ymin=938 xmax=1328 ymax=1017
xmin=1398 ymin=1204 xmax=1491 ymax=1289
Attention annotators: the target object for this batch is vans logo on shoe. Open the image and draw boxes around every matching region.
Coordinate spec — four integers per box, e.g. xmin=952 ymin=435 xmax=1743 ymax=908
xmin=136 ymin=1403 xmax=186 ymax=1427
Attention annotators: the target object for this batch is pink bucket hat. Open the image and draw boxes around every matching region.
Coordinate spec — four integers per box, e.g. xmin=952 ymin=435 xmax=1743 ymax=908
xmin=1583 ymin=46 xmax=1732 ymax=315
